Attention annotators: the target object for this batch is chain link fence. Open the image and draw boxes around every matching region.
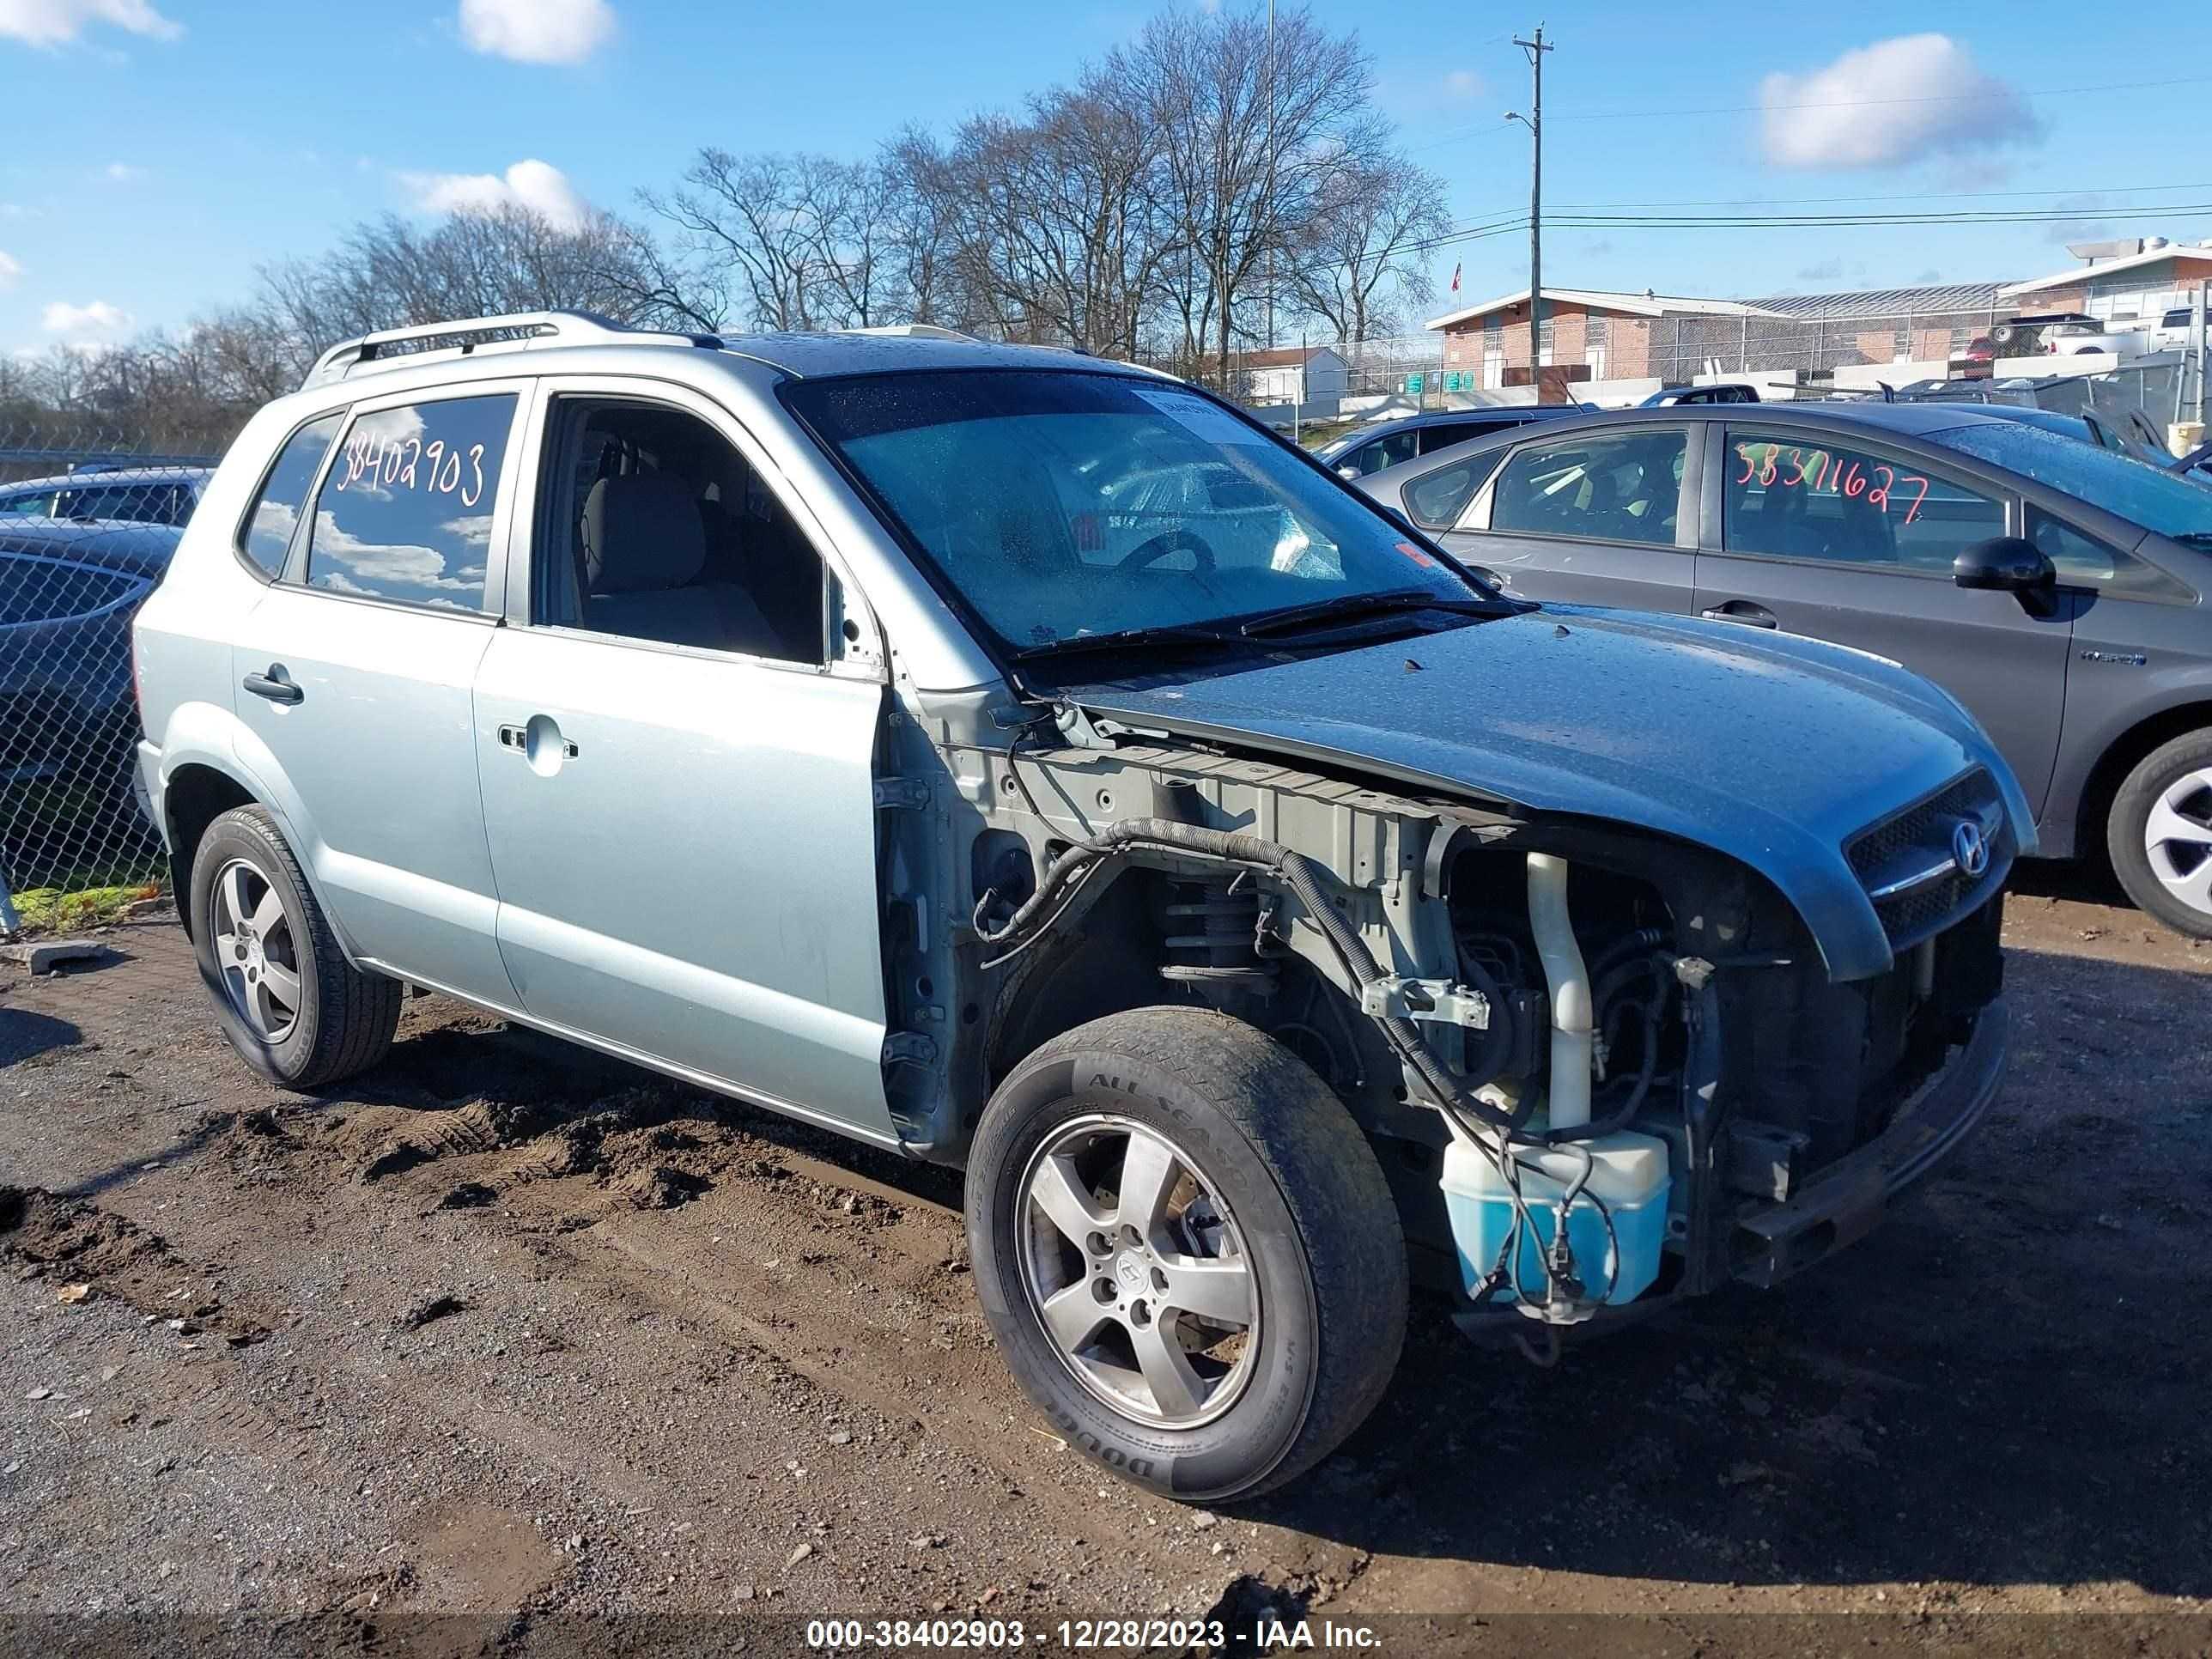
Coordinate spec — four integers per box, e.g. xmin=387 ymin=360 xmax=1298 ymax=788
xmin=0 ymin=425 xmax=224 ymax=936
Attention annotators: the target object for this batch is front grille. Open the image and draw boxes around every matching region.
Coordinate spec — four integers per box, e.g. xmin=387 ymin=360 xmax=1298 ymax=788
xmin=1846 ymin=769 xmax=2009 ymax=950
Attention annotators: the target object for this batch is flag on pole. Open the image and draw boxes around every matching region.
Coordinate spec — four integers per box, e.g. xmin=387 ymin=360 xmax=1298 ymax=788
xmin=1449 ymin=262 xmax=1462 ymax=295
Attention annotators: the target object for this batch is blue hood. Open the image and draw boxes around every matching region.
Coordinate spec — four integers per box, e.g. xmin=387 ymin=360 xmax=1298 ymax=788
xmin=1065 ymin=605 xmax=2034 ymax=982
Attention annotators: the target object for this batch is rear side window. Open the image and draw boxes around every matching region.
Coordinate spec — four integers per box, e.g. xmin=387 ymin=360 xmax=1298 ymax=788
xmin=1404 ymin=449 xmax=1507 ymax=531
xmin=1417 ymin=422 xmax=1480 ymax=453
xmin=305 ymin=396 xmax=515 ymax=611
xmin=1491 ymin=429 xmax=1686 ymax=546
xmin=1723 ymin=434 xmax=2005 ymax=572
xmin=240 ymin=415 xmax=342 ymax=578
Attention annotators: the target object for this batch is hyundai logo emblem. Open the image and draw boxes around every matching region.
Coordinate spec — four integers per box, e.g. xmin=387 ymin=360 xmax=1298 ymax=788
xmin=1951 ymin=818 xmax=1990 ymax=880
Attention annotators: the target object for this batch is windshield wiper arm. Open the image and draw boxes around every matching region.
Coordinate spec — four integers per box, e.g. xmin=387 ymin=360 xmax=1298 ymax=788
xmin=1011 ymin=622 xmax=1241 ymax=660
xmin=1237 ymin=587 xmax=1498 ymax=638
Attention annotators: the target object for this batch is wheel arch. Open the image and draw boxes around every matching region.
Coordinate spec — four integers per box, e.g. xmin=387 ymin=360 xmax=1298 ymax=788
xmin=161 ymin=762 xmax=257 ymax=941
xmin=2073 ymin=699 xmax=2212 ymax=872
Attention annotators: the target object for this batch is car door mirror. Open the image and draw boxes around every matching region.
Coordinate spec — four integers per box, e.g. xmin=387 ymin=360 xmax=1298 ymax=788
xmin=1954 ymin=536 xmax=2059 ymax=617
xmin=1336 ymin=465 xmax=1358 ymax=482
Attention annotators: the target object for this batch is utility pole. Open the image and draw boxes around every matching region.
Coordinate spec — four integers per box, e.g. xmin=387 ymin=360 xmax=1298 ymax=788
xmin=1508 ymin=27 xmax=1552 ymax=397
xmin=1264 ymin=0 xmax=1277 ymax=351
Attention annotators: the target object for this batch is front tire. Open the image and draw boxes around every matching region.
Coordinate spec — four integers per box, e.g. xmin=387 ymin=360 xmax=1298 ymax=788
xmin=966 ymin=1008 xmax=1407 ymax=1503
xmin=189 ymin=805 xmax=402 ymax=1087
xmin=2108 ymin=731 xmax=2212 ymax=939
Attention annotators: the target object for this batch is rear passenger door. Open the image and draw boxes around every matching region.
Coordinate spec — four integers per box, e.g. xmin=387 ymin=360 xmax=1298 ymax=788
xmin=1440 ymin=423 xmax=1698 ymax=611
xmin=1695 ymin=423 xmax=2074 ymax=812
xmin=230 ymin=385 xmax=527 ymax=1002
xmin=473 ymin=379 xmax=897 ymax=1144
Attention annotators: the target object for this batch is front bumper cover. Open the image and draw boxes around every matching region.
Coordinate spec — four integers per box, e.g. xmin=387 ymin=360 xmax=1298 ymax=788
xmin=1729 ymin=996 xmax=2008 ymax=1288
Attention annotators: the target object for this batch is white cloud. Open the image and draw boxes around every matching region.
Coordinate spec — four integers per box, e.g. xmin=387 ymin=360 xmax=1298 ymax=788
xmin=103 ymin=161 xmax=143 ymax=182
xmin=401 ymin=158 xmax=592 ymax=231
xmin=457 ymin=0 xmax=613 ymax=65
xmin=41 ymin=299 xmax=132 ymax=339
xmin=1443 ymin=69 xmax=1482 ymax=100
xmin=0 ymin=251 xmax=19 ymax=289
xmin=1758 ymin=34 xmax=2041 ymax=171
xmin=0 ymin=0 xmax=180 ymax=46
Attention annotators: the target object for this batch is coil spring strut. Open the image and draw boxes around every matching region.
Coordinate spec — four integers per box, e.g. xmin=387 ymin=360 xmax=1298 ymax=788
xmin=1159 ymin=874 xmax=1276 ymax=995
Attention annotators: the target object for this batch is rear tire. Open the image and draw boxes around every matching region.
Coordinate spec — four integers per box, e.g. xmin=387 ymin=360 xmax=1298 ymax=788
xmin=189 ymin=805 xmax=402 ymax=1088
xmin=2107 ymin=730 xmax=2212 ymax=939
xmin=965 ymin=1007 xmax=1407 ymax=1503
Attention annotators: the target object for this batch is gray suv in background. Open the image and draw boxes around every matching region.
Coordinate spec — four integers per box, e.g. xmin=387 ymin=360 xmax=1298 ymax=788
xmin=133 ymin=312 xmax=2027 ymax=1502
xmin=1359 ymin=402 xmax=2212 ymax=937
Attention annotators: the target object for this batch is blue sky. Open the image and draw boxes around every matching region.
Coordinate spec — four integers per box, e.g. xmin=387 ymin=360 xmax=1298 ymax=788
xmin=3 ymin=0 xmax=2209 ymax=352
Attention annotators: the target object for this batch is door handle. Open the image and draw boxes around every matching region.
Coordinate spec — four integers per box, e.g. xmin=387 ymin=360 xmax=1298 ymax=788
xmin=498 ymin=721 xmax=579 ymax=762
xmin=1700 ymin=601 xmax=1778 ymax=629
xmin=242 ymin=665 xmax=304 ymax=704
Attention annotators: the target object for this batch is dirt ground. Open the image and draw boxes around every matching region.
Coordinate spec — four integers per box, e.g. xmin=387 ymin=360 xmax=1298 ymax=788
xmin=1 ymin=868 xmax=2208 ymax=1658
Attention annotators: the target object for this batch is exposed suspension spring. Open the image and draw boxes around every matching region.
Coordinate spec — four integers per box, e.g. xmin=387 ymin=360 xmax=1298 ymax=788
xmin=1158 ymin=873 xmax=1277 ymax=995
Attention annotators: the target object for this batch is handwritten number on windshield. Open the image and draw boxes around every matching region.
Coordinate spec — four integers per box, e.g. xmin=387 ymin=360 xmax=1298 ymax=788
xmin=1735 ymin=443 xmax=1929 ymax=525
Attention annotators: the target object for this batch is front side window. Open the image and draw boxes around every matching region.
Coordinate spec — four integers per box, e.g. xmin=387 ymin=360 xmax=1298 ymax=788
xmin=782 ymin=370 xmax=1484 ymax=658
xmin=1723 ymin=433 xmax=2004 ymax=571
xmin=534 ymin=397 xmax=827 ymax=665
xmin=2027 ymin=507 xmax=2193 ymax=601
xmin=1490 ymin=429 xmax=1686 ymax=547
xmin=0 ymin=488 xmax=56 ymax=518
xmin=1927 ymin=422 xmax=2212 ymax=548
xmin=304 ymin=396 xmax=514 ymax=610
xmin=240 ymin=416 xmax=342 ymax=578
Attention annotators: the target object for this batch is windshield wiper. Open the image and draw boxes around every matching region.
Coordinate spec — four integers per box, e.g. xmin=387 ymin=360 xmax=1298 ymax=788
xmin=1236 ymin=587 xmax=1499 ymax=639
xmin=1011 ymin=621 xmax=1242 ymax=660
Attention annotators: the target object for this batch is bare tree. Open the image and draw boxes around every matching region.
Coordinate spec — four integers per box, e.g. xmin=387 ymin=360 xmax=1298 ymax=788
xmin=1292 ymin=150 xmax=1450 ymax=343
xmin=921 ymin=67 xmax=1173 ymax=357
xmin=878 ymin=128 xmax=963 ymax=327
xmin=1121 ymin=3 xmax=1376 ymax=384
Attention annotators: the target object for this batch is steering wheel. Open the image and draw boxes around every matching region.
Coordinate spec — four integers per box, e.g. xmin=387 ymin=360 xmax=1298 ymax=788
xmin=1117 ymin=529 xmax=1216 ymax=574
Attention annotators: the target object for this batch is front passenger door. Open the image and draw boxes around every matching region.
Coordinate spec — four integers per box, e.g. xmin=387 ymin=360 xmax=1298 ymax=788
xmin=473 ymin=381 xmax=897 ymax=1143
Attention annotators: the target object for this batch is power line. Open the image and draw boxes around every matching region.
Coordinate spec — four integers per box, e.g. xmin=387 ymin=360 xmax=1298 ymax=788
xmin=1546 ymin=181 xmax=2212 ymax=212
xmin=1407 ymin=72 xmax=2212 ymax=152
xmin=1549 ymin=204 xmax=2212 ymax=229
xmin=1404 ymin=198 xmax=2212 ymax=258
xmin=1547 ymin=73 xmax=2212 ymax=123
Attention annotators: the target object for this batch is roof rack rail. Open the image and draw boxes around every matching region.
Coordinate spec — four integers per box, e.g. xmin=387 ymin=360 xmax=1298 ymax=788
xmin=835 ymin=324 xmax=981 ymax=343
xmin=301 ymin=309 xmax=724 ymax=391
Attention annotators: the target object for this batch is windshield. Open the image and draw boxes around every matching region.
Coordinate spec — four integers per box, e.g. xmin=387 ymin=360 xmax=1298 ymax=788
xmin=785 ymin=370 xmax=1486 ymax=655
xmin=1927 ymin=422 xmax=2212 ymax=542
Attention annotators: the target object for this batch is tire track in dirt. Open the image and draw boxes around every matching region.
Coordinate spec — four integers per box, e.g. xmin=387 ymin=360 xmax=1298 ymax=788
xmin=0 ymin=1185 xmax=273 ymax=1346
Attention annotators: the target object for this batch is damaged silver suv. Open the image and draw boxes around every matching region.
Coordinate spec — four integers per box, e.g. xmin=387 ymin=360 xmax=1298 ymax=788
xmin=132 ymin=313 xmax=2028 ymax=1502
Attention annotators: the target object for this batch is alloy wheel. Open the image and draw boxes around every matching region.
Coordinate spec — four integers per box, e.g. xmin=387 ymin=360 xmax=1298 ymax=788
xmin=2144 ymin=766 xmax=2212 ymax=918
xmin=1015 ymin=1115 xmax=1260 ymax=1430
xmin=209 ymin=857 xmax=304 ymax=1044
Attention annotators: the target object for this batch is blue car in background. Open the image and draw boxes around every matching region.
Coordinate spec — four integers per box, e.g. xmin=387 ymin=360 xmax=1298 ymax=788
xmin=1 ymin=518 xmax=180 ymax=884
xmin=1315 ymin=405 xmax=1577 ymax=478
xmin=0 ymin=465 xmax=212 ymax=527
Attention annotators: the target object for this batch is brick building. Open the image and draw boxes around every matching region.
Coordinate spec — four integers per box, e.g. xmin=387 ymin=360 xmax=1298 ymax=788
xmin=1999 ymin=238 xmax=2212 ymax=325
xmin=1425 ymin=287 xmax=1786 ymax=391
